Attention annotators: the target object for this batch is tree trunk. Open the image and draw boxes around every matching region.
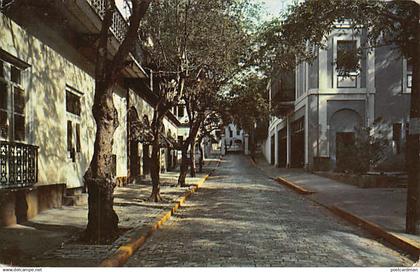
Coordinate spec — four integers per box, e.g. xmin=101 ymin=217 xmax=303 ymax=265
xmin=178 ymin=146 xmax=189 ymax=187
xmin=249 ymin=129 xmax=256 ymax=160
xmin=198 ymin=138 xmax=204 ymax=173
xmin=406 ymin=4 xmax=420 ymax=234
xmin=190 ymin=141 xmax=196 ymax=177
xmin=149 ymin=137 xmax=162 ymax=202
xmin=84 ymin=84 xmax=119 ymax=243
xmin=178 ymin=116 xmax=203 ymax=185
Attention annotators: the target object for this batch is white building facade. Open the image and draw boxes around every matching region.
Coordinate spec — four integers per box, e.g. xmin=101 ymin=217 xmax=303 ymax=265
xmin=263 ymin=26 xmax=412 ymax=171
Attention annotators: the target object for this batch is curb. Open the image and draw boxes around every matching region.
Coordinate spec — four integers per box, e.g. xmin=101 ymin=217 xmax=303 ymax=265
xmin=282 ymin=177 xmax=420 ymax=259
xmin=275 ymin=177 xmax=315 ymax=195
xmin=249 ymin=158 xmax=419 ymax=259
xmin=325 ymin=205 xmax=420 ymax=258
xmin=100 ymin=161 xmax=220 ymax=267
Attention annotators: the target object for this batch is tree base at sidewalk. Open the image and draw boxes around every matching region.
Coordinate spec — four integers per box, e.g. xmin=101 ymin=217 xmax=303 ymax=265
xmin=148 ymin=190 xmax=163 ymax=202
xmin=84 ymin=177 xmax=119 ymax=243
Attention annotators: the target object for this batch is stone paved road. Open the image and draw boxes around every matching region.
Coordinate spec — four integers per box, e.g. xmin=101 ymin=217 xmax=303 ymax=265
xmin=126 ymin=154 xmax=413 ymax=267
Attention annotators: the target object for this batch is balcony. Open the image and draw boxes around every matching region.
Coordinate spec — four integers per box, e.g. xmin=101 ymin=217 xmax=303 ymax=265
xmin=86 ymin=0 xmax=128 ymax=43
xmin=0 ymin=141 xmax=39 ymax=189
xmin=2 ymin=0 xmax=146 ymax=78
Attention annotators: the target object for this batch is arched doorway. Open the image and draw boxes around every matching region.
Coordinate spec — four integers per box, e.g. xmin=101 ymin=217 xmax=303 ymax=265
xmin=129 ymin=107 xmax=141 ymax=180
xmin=142 ymin=114 xmax=151 ymax=176
xmin=329 ymin=109 xmax=362 ymax=170
xmin=166 ymin=129 xmax=173 ymax=171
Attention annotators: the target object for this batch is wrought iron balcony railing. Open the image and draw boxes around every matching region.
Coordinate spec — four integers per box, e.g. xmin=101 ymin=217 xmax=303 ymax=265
xmin=86 ymin=0 xmax=144 ymax=67
xmin=0 ymin=141 xmax=39 ymax=189
xmin=87 ymin=0 xmax=128 ymax=43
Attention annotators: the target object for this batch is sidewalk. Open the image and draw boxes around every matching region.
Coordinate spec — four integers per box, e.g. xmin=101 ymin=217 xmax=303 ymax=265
xmin=0 ymin=158 xmax=220 ymax=267
xmin=253 ymin=155 xmax=420 ymax=258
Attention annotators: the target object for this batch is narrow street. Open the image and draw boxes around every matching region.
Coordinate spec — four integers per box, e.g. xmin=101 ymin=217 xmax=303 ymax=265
xmin=126 ymin=154 xmax=412 ymax=267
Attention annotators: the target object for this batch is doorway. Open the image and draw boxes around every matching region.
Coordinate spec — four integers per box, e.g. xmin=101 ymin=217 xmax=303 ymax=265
xmin=291 ymin=118 xmax=304 ymax=168
xmin=336 ymin=132 xmax=355 ymax=171
xmin=270 ymin=135 xmax=275 ymax=165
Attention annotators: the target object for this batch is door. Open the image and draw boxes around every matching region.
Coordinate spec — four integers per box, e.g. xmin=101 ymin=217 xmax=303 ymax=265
xmin=336 ymin=132 xmax=355 ymax=171
xmin=142 ymin=144 xmax=150 ymax=176
xmin=130 ymin=140 xmax=140 ymax=178
xmin=291 ymin=118 xmax=305 ymax=168
xmin=278 ymin=128 xmax=287 ymax=167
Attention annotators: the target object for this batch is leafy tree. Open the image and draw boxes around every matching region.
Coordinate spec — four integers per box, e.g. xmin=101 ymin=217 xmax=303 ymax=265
xmin=141 ymin=0 xmax=258 ymax=187
xmin=258 ymin=0 xmax=420 ymax=233
xmin=139 ymin=0 xmax=190 ymax=201
xmin=227 ymin=75 xmax=270 ymax=157
xmin=196 ymin=111 xmax=224 ymax=173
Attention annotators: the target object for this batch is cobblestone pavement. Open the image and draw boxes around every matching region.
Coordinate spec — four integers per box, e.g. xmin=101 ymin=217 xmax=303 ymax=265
xmin=126 ymin=154 xmax=413 ymax=267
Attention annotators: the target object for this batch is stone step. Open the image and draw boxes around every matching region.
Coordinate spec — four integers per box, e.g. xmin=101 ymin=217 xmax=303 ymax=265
xmin=65 ymin=186 xmax=85 ymax=196
xmin=62 ymin=194 xmax=88 ymax=206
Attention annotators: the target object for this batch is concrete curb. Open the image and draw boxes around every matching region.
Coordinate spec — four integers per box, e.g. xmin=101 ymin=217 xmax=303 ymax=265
xmin=251 ymin=158 xmax=419 ymax=259
xmin=275 ymin=177 xmax=315 ymax=195
xmin=279 ymin=177 xmax=420 ymax=259
xmin=100 ymin=161 xmax=220 ymax=267
xmin=325 ymin=205 xmax=419 ymax=258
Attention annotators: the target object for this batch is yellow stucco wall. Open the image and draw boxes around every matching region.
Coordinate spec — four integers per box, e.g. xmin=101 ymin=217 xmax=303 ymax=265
xmin=0 ymin=14 xmax=128 ymax=188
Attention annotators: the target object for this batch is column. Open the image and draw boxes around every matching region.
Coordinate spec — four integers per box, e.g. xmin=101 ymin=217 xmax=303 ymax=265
xmin=274 ymin=128 xmax=279 ymax=166
xmin=286 ymin=115 xmax=291 ymax=168
xmin=244 ymin=134 xmax=250 ymax=155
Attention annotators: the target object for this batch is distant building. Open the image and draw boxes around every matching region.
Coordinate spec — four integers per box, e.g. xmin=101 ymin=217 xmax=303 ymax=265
xmin=222 ymin=123 xmax=245 ymax=153
xmin=262 ymin=23 xmax=411 ymax=172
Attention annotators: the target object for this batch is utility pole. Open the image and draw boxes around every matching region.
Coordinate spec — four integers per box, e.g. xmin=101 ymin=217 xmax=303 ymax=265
xmin=405 ymin=4 xmax=420 ymax=234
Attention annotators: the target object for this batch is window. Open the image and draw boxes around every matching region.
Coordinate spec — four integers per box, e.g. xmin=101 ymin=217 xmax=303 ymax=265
xmin=393 ymin=123 xmax=402 ymax=154
xmin=0 ymin=60 xmax=4 ymax=79
xmin=76 ymin=123 xmax=81 ymax=152
xmin=66 ymin=91 xmax=81 ymax=116
xmin=0 ymin=59 xmax=27 ymax=142
xmin=0 ymin=82 xmax=8 ymax=139
xmin=178 ymin=105 xmax=184 ymax=118
xmin=11 ymin=66 xmax=21 ymax=85
xmin=236 ymin=129 xmax=240 ymax=136
xmin=67 ymin=120 xmax=73 ymax=152
xmin=402 ymin=57 xmax=413 ymax=93
xmin=336 ymin=40 xmax=358 ymax=88
xmin=13 ymin=87 xmax=25 ymax=141
xmin=229 ymin=129 xmax=233 ymax=138
xmin=66 ymin=87 xmax=82 ymax=161
xmin=407 ymin=57 xmax=413 ymax=89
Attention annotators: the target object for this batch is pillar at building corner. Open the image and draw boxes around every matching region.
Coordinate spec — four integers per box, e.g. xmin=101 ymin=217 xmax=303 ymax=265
xmin=221 ymin=134 xmax=226 ymax=155
xmin=244 ymin=134 xmax=250 ymax=155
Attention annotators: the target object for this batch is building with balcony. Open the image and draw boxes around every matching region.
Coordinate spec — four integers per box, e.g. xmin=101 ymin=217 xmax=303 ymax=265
xmin=0 ymin=1 xmax=180 ymax=226
xmin=262 ymin=25 xmax=412 ymax=172
xmin=221 ymin=123 xmax=245 ymax=153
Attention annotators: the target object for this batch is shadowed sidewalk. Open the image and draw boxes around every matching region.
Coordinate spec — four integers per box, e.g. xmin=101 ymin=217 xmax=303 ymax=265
xmin=0 ymin=158 xmax=220 ymax=267
xmin=253 ymin=154 xmax=420 ymax=257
